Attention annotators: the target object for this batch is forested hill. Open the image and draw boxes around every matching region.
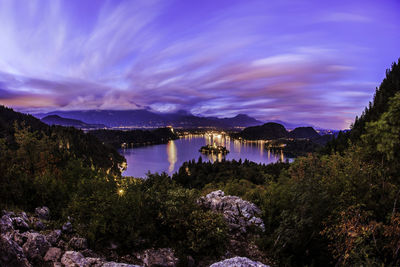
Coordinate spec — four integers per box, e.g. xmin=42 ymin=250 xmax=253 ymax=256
xmin=232 ymin=122 xmax=321 ymax=140
xmin=90 ymin=127 xmax=178 ymax=148
xmin=0 ymin=105 xmax=125 ymax=174
xmin=232 ymin=122 xmax=289 ymax=140
xmin=0 ymin=105 xmax=47 ymax=142
xmin=288 ymin=126 xmax=320 ymax=139
xmin=325 ymin=59 xmax=400 ymax=152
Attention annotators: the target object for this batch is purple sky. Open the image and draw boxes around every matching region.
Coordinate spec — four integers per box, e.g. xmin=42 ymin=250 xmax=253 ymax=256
xmin=0 ymin=0 xmax=399 ymax=129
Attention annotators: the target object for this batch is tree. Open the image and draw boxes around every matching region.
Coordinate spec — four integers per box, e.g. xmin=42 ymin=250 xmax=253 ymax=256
xmin=362 ymin=92 xmax=400 ymax=163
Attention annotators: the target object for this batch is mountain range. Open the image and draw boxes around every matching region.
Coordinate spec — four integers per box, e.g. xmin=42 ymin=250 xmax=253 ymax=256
xmin=35 ymin=109 xmax=263 ymax=129
xmin=34 ymin=109 xmax=323 ymax=130
xmin=41 ymin=115 xmax=106 ymax=129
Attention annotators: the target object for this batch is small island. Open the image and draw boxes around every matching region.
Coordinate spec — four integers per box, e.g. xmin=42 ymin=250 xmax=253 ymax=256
xmin=199 ymin=144 xmax=230 ymax=154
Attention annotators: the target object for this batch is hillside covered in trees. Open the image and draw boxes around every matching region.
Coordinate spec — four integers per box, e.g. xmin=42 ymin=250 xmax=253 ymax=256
xmin=0 ymin=106 xmax=125 ymax=173
xmin=90 ymin=127 xmax=178 ymax=148
xmin=232 ymin=123 xmax=324 ymax=141
xmin=324 ymin=59 xmax=400 ymax=153
xmin=1 ymin=59 xmax=400 ymax=266
xmin=232 ymin=122 xmax=331 ymax=157
xmin=232 ymin=122 xmax=289 ymax=140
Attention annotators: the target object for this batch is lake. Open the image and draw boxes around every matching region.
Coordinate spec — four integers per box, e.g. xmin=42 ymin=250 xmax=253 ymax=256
xmin=120 ymin=134 xmax=291 ymax=177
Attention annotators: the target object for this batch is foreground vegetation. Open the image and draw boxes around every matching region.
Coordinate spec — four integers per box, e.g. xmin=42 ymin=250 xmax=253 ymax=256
xmin=1 ymin=59 xmax=400 ymax=266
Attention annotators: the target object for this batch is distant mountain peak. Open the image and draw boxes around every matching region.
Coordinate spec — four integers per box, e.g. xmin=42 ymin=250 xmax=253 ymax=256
xmin=41 ymin=115 xmax=106 ymax=129
xmin=175 ymin=109 xmax=192 ymax=116
xmin=44 ymin=115 xmax=62 ymax=119
xmin=35 ymin=109 xmax=262 ymax=129
xmin=234 ymin=114 xmax=251 ymax=118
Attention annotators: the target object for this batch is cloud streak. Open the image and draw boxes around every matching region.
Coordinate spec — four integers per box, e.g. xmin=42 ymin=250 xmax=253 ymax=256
xmin=0 ymin=0 xmax=399 ymax=129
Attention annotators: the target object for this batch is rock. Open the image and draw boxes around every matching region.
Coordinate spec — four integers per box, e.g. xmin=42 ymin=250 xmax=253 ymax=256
xmin=209 ymin=256 xmax=269 ymax=267
xmin=13 ymin=216 xmax=30 ymax=231
xmin=35 ymin=206 xmax=50 ymax=220
xmin=0 ymin=232 xmax=31 ymax=267
xmin=69 ymin=237 xmax=88 ymax=250
xmin=62 ymin=221 xmax=73 ymax=233
xmin=2 ymin=210 xmax=15 ymax=217
xmin=102 ymin=262 xmax=142 ymax=267
xmin=44 ymin=247 xmax=63 ymax=262
xmin=61 ymin=251 xmax=86 ymax=266
xmin=87 ymin=257 xmax=108 ymax=266
xmin=13 ymin=230 xmax=29 ymax=246
xmin=81 ymin=248 xmax=100 ymax=258
xmin=31 ymin=218 xmax=45 ymax=231
xmin=22 ymin=232 xmax=51 ymax=262
xmin=46 ymin=229 xmax=62 ymax=246
xmin=61 ymin=251 xmax=101 ymax=267
xmin=61 ymin=251 xmax=138 ymax=267
xmin=0 ymin=214 xmax=14 ymax=233
xmin=19 ymin=212 xmax=30 ymax=223
xmin=57 ymin=239 xmax=67 ymax=250
xmin=121 ymin=254 xmax=142 ymax=265
xmin=198 ymin=190 xmax=265 ymax=234
xmin=143 ymin=248 xmax=178 ymax=267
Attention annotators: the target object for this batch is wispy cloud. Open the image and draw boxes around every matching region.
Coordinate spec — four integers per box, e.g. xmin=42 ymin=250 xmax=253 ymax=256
xmin=0 ymin=0 xmax=399 ymax=128
xmin=321 ymin=12 xmax=372 ymax=23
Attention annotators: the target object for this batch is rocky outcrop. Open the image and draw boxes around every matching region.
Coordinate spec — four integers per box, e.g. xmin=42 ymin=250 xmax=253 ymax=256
xmin=13 ymin=216 xmax=30 ymax=231
xmin=61 ymin=251 xmax=100 ymax=266
xmin=35 ymin=206 xmax=50 ymax=220
xmin=0 ymin=232 xmax=31 ymax=267
xmin=143 ymin=248 xmax=178 ymax=267
xmin=210 ymin=256 xmax=270 ymax=267
xmin=198 ymin=190 xmax=265 ymax=235
xmin=44 ymin=247 xmax=63 ymax=262
xmin=22 ymin=232 xmax=51 ymax=262
xmin=62 ymin=221 xmax=73 ymax=233
xmin=0 ymin=214 xmax=13 ymax=233
xmin=198 ymin=191 xmax=272 ymax=266
xmin=1 ymin=206 xmax=270 ymax=267
xmin=61 ymin=251 xmax=143 ymax=267
xmin=46 ymin=229 xmax=62 ymax=246
xmin=102 ymin=262 xmax=143 ymax=267
xmin=0 ymin=208 xmax=145 ymax=267
xmin=69 ymin=236 xmax=88 ymax=250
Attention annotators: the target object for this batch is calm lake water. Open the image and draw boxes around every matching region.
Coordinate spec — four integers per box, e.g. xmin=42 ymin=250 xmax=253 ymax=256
xmin=120 ymin=134 xmax=291 ymax=177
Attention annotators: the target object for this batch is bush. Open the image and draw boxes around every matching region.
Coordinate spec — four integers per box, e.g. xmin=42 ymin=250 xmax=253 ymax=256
xmin=68 ymin=173 xmax=228 ymax=261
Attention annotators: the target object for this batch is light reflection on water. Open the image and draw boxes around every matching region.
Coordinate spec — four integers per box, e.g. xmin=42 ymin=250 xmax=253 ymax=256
xmin=167 ymin=140 xmax=177 ymax=173
xmin=120 ymin=135 xmax=291 ymax=178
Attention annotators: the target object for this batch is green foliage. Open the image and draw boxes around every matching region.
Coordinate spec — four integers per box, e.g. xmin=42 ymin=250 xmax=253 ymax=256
xmin=321 ymin=207 xmax=384 ymax=266
xmin=68 ymin=173 xmax=228 ymax=260
xmin=266 ymin=139 xmax=322 ymax=157
xmin=362 ymin=92 xmax=400 ymax=163
xmin=173 ymin=158 xmax=289 ymax=189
